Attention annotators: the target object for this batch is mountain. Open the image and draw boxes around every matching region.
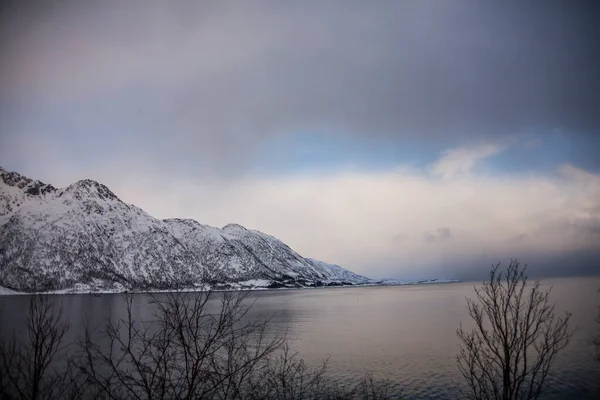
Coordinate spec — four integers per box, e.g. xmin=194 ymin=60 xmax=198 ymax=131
xmin=162 ymin=218 xmax=369 ymax=288
xmin=0 ymin=167 xmax=371 ymax=292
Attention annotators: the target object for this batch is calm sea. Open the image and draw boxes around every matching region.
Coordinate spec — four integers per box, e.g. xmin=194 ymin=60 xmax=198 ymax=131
xmin=1 ymin=277 xmax=599 ymax=399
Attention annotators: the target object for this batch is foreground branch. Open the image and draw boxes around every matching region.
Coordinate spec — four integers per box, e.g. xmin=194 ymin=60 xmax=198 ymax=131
xmin=457 ymin=260 xmax=573 ymax=400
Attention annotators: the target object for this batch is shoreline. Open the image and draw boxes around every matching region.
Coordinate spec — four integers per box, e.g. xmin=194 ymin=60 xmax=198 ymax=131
xmin=0 ymin=279 xmax=461 ymax=297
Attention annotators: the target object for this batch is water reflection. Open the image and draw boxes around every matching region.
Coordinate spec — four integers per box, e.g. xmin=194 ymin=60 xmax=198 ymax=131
xmin=1 ymin=278 xmax=599 ymax=399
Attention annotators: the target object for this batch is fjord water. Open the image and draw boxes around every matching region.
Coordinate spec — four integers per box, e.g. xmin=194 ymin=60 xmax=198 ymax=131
xmin=1 ymin=277 xmax=599 ymax=399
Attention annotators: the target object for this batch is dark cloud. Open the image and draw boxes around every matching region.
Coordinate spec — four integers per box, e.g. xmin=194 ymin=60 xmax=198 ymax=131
xmin=572 ymin=218 xmax=600 ymax=236
xmin=424 ymin=228 xmax=453 ymax=243
xmin=449 ymin=250 xmax=600 ymax=282
xmin=0 ymin=1 xmax=599 ymax=178
xmin=508 ymin=234 xmax=528 ymax=244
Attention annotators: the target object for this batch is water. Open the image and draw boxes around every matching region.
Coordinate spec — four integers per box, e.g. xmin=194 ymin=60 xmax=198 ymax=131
xmin=1 ymin=277 xmax=599 ymax=399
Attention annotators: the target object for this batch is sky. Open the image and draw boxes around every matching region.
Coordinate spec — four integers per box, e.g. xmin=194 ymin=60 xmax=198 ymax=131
xmin=0 ymin=1 xmax=599 ymax=281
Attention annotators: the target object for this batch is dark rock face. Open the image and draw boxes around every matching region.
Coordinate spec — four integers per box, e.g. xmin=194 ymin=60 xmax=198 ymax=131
xmin=0 ymin=168 xmax=371 ymax=292
xmin=0 ymin=168 xmax=57 ymax=196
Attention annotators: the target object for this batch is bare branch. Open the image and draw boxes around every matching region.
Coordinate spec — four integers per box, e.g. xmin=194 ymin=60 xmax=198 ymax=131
xmin=457 ymin=260 xmax=573 ymax=400
xmin=0 ymin=294 xmax=76 ymax=400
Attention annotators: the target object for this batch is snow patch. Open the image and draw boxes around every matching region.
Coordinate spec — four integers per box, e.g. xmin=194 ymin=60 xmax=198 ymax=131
xmin=0 ymin=286 xmax=20 ymax=295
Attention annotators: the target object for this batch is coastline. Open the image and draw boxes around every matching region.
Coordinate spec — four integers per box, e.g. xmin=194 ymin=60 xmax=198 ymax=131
xmin=0 ymin=279 xmax=461 ymax=297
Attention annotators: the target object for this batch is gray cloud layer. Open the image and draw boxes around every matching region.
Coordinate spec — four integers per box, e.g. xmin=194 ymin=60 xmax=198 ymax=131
xmin=1 ymin=1 xmax=599 ymax=178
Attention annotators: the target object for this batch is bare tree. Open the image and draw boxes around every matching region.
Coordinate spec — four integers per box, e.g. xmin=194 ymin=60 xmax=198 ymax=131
xmin=0 ymin=288 xmax=395 ymax=399
xmin=0 ymin=294 xmax=82 ymax=400
xmin=244 ymin=344 xmax=329 ymax=400
xmin=74 ymin=289 xmax=396 ymax=400
xmin=74 ymin=290 xmax=280 ymax=399
xmin=457 ymin=260 xmax=573 ymax=400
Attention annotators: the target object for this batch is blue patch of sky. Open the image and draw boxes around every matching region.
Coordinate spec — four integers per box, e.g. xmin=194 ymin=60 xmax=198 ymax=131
xmin=487 ymin=131 xmax=600 ymax=175
xmin=254 ymin=130 xmax=600 ymax=176
xmin=253 ymin=132 xmax=450 ymax=174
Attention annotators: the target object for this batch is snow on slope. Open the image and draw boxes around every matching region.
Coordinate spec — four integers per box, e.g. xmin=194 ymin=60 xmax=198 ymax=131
xmin=0 ymin=167 xmax=370 ymax=292
xmin=163 ymin=218 xmax=371 ymax=285
xmin=0 ymin=168 xmax=208 ymax=291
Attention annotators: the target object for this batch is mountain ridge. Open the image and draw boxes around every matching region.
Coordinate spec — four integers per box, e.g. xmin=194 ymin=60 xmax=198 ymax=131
xmin=0 ymin=168 xmax=372 ymax=292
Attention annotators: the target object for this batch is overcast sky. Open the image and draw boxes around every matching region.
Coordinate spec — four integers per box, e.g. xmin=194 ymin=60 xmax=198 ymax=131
xmin=1 ymin=1 xmax=599 ymax=280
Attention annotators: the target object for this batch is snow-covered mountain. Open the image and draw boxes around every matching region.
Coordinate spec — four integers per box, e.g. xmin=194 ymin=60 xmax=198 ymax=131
xmin=162 ymin=219 xmax=369 ymax=287
xmin=0 ymin=167 xmax=371 ymax=292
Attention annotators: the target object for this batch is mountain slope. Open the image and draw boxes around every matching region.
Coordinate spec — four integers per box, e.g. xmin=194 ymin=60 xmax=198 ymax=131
xmin=163 ymin=218 xmax=370 ymax=286
xmin=0 ymin=167 xmax=370 ymax=292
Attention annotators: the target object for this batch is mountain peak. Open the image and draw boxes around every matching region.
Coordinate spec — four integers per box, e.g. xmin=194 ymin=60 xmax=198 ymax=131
xmin=65 ymin=179 xmax=118 ymax=201
xmin=0 ymin=168 xmax=56 ymax=196
xmin=222 ymin=223 xmax=247 ymax=231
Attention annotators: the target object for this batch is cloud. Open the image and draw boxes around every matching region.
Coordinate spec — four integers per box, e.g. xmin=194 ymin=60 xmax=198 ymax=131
xmin=0 ymin=1 xmax=598 ymax=178
xmin=507 ymin=233 xmax=528 ymax=244
xmin=60 ymin=159 xmax=596 ymax=281
xmin=392 ymin=233 xmax=410 ymax=242
xmin=424 ymin=228 xmax=453 ymax=243
xmin=430 ymin=144 xmax=505 ymax=178
xmin=558 ymin=163 xmax=600 ymax=185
